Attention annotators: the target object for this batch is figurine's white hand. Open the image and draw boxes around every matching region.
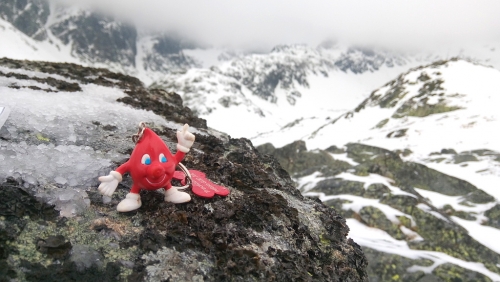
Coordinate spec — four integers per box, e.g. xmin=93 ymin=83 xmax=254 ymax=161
xmin=176 ymin=124 xmax=195 ymax=153
xmin=98 ymin=171 xmax=122 ymax=197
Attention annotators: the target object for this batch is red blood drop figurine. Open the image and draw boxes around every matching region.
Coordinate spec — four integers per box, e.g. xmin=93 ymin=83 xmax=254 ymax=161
xmin=98 ymin=124 xmax=195 ymax=212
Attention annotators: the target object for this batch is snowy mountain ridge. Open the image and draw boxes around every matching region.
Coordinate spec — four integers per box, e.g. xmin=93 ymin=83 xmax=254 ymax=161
xmin=305 ymin=58 xmax=500 ymax=154
xmin=153 ymin=44 xmax=424 ymax=140
xmin=257 ymin=58 xmax=500 ymax=280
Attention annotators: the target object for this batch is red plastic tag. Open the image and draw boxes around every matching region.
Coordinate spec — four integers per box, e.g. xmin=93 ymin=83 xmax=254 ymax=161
xmin=174 ymin=170 xmax=230 ymax=198
xmin=173 ymin=171 xmax=185 ymax=181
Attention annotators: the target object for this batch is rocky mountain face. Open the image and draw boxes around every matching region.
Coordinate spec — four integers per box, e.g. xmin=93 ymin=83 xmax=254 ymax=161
xmin=258 ymin=141 xmax=500 ymax=281
xmin=258 ymin=59 xmax=500 ymax=281
xmin=0 ymin=0 xmax=50 ymax=40
xmin=0 ymin=0 xmax=198 ymax=78
xmin=155 ymin=44 xmax=412 ymax=110
xmin=0 ymin=0 xmax=417 ymax=123
xmin=49 ymin=9 xmax=138 ymax=67
xmin=0 ymin=58 xmax=367 ymax=281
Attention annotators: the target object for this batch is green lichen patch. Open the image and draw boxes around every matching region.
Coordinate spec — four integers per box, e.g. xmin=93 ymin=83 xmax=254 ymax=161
xmin=454 ymin=154 xmax=479 ymax=164
xmin=470 ymin=149 xmax=500 ymax=157
xmin=389 ymin=77 xmax=463 ymax=119
xmin=346 ymin=143 xmax=482 ymax=197
xmin=323 ymin=199 xmax=353 ymax=216
xmin=374 ymin=118 xmax=389 ymax=129
xmin=380 ymin=86 xmax=408 ymax=108
xmin=325 ymin=145 xmax=346 ymax=154
xmin=358 ymin=206 xmax=405 ymax=240
xmin=372 ymin=185 xmax=500 ymax=274
xmin=462 ymin=190 xmax=495 ymax=204
xmin=440 ymin=205 xmax=477 ymax=221
xmin=142 ymin=247 xmax=215 ymax=282
xmin=386 ymin=128 xmax=408 ymax=138
xmin=403 ymin=207 xmax=499 ymax=272
xmin=432 ymin=263 xmax=492 ymax=282
xmin=0 ymin=179 xmax=139 ymax=281
xmin=35 ymin=133 xmax=50 ymax=142
xmin=417 ymin=72 xmax=431 ymax=82
xmin=394 ymin=148 xmax=413 ymax=157
xmin=393 ymin=102 xmax=461 ymax=118
xmin=484 ymin=204 xmax=500 ymax=229
xmin=309 ymin=179 xmax=365 ymax=197
xmin=256 ymin=140 xmax=353 ymax=177
xmin=363 ymin=247 xmax=436 ymax=282
xmin=364 ymin=183 xmax=391 ymax=199
xmin=7 ymin=202 xmax=142 ymax=281
xmin=441 ymin=148 xmax=458 ymax=155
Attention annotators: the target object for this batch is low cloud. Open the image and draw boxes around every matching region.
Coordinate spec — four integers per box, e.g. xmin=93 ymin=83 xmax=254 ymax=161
xmin=57 ymin=0 xmax=500 ymax=52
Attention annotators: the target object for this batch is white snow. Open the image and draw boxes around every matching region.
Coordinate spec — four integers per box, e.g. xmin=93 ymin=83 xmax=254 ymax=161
xmin=0 ymin=105 xmax=10 ymax=129
xmin=419 ymin=158 xmax=500 ymax=202
xmin=415 ymin=188 xmax=496 ymax=214
xmin=335 ymin=172 xmax=417 ymax=198
xmin=452 ymin=216 xmax=500 ymax=255
xmin=295 ymin=171 xmax=326 ymax=192
xmin=250 ymin=64 xmax=418 ymax=147
xmin=183 ymin=48 xmax=227 ymax=68
xmin=306 ymin=61 xmax=500 ymax=154
xmin=347 ymin=218 xmax=500 ymax=281
xmin=304 ymin=192 xmax=416 ymax=226
xmin=328 ymin=152 xmax=359 ymax=166
xmin=0 ymin=18 xmax=79 ymax=64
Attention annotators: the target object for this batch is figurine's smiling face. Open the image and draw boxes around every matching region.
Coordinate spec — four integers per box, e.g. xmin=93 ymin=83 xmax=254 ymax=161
xmin=129 ymin=129 xmax=176 ymax=190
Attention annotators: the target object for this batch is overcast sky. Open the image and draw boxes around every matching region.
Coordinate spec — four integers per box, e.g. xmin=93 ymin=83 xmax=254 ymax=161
xmin=60 ymin=0 xmax=500 ymax=52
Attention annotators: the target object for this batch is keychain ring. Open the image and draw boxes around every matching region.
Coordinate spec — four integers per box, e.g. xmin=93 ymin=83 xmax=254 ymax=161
xmin=173 ymin=163 xmax=192 ymax=190
xmin=132 ymin=122 xmax=147 ymax=144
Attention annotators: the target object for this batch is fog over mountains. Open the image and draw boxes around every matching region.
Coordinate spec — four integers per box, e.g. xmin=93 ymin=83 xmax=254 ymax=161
xmin=2 ymin=1 xmax=500 ymax=281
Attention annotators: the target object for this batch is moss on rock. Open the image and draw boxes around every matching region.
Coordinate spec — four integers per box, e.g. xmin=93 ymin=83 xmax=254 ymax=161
xmin=484 ymin=204 xmax=500 ymax=229
xmin=256 ymin=140 xmax=353 ymax=177
xmin=358 ymin=206 xmax=405 ymax=240
xmin=309 ymin=179 xmax=365 ymax=197
xmin=363 ymin=247 xmax=436 ymax=282
xmin=432 ymin=263 xmax=492 ymax=282
xmin=346 ymin=143 xmax=489 ymax=199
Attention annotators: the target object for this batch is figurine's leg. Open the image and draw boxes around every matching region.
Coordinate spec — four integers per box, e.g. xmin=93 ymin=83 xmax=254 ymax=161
xmin=117 ymin=185 xmax=142 ymax=212
xmin=164 ymin=185 xmax=191 ymax=204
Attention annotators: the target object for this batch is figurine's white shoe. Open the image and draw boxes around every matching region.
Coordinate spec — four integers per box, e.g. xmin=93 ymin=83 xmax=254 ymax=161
xmin=117 ymin=193 xmax=142 ymax=212
xmin=165 ymin=187 xmax=191 ymax=203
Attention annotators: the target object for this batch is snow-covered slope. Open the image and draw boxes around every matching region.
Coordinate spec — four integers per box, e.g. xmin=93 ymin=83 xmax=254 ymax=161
xmin=265 ymin=59 xmax=500 ymax=280
xmin=0 ymin=18 xmax=77 ymax=63
xmin=305 ymin=59 xmax=500 ymax=153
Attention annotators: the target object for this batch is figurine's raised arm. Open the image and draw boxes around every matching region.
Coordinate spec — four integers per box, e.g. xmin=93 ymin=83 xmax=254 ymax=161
xmin=176 ymin=124 xmax=195 ymax=153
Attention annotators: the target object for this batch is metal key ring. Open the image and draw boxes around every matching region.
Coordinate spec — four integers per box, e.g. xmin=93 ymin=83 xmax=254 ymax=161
xmin=132 ymin=122 xmax=147 ymax=144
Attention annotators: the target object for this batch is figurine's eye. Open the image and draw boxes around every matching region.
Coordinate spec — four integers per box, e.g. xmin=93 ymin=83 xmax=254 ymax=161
xmin=159 ymin=153 xmax=167 ymax=163
xmin=141 ymin=154 xmax=151 ymax=165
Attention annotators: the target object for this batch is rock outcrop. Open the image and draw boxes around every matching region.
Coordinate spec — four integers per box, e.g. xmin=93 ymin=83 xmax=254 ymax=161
xmin=0 ymin=58 xmax=367 ymax=281
xmin=258 ymin=141 xmax=500 ymax=281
